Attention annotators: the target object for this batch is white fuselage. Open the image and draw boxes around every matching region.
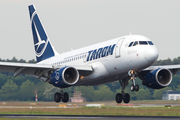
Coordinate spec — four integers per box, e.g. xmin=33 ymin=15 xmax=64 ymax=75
xmin=38 ymin=35 xmax=159 ymax=86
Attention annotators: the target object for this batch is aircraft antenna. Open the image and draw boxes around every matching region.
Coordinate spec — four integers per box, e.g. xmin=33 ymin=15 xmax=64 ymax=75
xmin=129 ymin=31 xmax=132 ymax=35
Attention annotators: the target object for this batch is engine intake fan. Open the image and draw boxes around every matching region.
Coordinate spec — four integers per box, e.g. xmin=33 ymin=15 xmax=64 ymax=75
xmin=140 ymin=68 xmax=172 ymax=89
xmin=50 ymin=67 xmax=79 ymax=88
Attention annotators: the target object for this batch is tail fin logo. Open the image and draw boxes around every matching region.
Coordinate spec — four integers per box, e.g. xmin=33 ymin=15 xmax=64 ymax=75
xmin=31 ymin=11 xmax=48 ymax=58
xmin=29 ymin=5 xmax=57 ymax=62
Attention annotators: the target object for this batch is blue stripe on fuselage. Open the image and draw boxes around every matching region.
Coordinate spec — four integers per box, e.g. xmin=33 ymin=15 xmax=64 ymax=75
xmin=86 ymin=44 xmax=116 ymax=62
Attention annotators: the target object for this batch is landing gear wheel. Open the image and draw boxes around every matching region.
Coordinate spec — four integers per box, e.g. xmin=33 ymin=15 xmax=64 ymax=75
xmin=123 ymin=93 xmax=130 ymax=104
xmin=54 ymin=92 xmax=61 ymax=103
xmin=116 ymin=93 xmax=122 ymax=103
xmin=118 ymin=79 xmax=131 ymax=104
xmin=62 ymin=92 xmax=69 ymax=103
xmin=135 ymin=85 xmax=139 ymax=91
xmin=130 ymin=85 xmax=135 ymax=91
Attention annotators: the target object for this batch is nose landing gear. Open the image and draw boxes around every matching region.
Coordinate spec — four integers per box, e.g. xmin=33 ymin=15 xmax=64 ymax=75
xmin=130 ymin=84 xmax=139 ymax=91
xmin=129 ymin=70 xmax=139 ymax=92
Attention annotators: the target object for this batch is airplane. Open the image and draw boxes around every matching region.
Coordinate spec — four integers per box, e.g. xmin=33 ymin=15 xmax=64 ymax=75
xmin=0 ymin=4 xmax=179 ymax=103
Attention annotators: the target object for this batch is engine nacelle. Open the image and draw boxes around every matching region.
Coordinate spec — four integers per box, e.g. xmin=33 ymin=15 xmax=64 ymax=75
xmin=50 ymin=67 xmax=79 ymax=88
xmin=139 ymin=68 xmax=172 ymax=89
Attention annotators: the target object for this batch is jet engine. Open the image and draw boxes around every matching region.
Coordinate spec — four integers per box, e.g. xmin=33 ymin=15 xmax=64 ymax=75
xmin=50 ymin=67 xmax=79 ymax=88
xmin=139 ymin=68 xmax=172 ymax=89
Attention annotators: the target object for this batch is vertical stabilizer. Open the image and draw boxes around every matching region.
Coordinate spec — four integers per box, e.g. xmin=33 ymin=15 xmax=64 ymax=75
xmin=28 ymin=5 xmax=58 ymax=62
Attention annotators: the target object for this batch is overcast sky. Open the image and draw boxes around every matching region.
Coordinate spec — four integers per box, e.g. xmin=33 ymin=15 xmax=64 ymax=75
xmin=0 ymin=0 xmax=180 ymax=61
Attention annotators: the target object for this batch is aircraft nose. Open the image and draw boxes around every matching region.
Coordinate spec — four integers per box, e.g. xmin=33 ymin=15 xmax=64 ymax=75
xmin=144 ymin=47 xmax=159 ymax=63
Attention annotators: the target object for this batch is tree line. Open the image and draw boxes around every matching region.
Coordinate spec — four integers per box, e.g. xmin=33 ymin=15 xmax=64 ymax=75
xmin=0 ymin=57 xmax=180 ymax=101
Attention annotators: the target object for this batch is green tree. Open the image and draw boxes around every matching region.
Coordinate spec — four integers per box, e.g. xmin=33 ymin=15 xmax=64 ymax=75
xmin=18 ymin=59 xmax=26 ymax=63
xmin=174 ymin=85 xmax=180 ymax=91
xmin=20 ymin=80 xmax=34 ymax=89
xmin=0 ymin=79 xmax=18 ymax=100
xmin=106 ymin=81 xmax=120 ymax=92
xmin=28 ymin=59 xmax=36 ymax=63
xmin=13 ymin=80 xmax=35 ymax=101
xmin=0 ymin=79 xmax=18 ymax=94
xmin=0 ymin=73 xmax=7 ymax=89
xmin=173 ymin=57 xmax=180 ymax=65
xmin=43 ymin=84 xmax=59 ymax=101
xmin=135 ymin=88 xmax=151 ymax=100
xmin=153 ymin=87 xmax=171 ymax=100
xmin=93 ymin=85 xmax=114 ymax=101
xmin=169 ymin=75 xmax=180 ymax=88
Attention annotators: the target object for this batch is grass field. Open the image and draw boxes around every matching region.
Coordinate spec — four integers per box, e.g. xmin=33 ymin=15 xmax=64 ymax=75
xmin=0 ymin=107 xmax=180 ymax=116
xmin=0 ymin=100 xmax=179 ymax=117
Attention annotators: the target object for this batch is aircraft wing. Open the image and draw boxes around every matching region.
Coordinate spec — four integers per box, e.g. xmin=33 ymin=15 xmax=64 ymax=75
xmin=0 ymin=62 xmax=54 ymax=77
xmin=143 ymin=65 xmax=180 ymax=75
xmin=0 ymin=62 xmax=93 ymax=81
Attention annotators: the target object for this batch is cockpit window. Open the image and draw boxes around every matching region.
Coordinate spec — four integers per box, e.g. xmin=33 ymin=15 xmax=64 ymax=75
xmin=148 ymin=41 xmax=154 ymax=45
xmin=128 ymin=42 xmax=134 ymax=47
xmin=128 ymin=40 xmax=153 ymax=47
xmin=133 ymin=41 xmax=138 ymax=46
xmin=139 ymin=41 xmax=148 ymax=45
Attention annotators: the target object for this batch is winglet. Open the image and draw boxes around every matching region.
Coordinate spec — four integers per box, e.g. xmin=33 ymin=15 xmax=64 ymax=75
xmin=28 ymin=5 xmax=59 ymax=63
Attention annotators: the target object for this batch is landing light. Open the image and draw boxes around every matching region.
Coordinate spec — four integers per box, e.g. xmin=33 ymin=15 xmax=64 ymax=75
xmin=80 ymin=76 xmax=84 ymax=80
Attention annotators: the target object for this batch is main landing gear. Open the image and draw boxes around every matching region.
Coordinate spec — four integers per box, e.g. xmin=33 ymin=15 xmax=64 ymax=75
xmin=115 ymin=70 xmax=139 ymax=104
xmin=54 ymin=89 xmax=69 ymax=103
xmin=116 ymin=79 xmax=130 ymax=104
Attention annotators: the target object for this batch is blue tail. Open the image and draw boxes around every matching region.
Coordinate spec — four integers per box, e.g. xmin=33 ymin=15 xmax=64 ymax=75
xmin=28 ymin=5 xmax=58 ymax=62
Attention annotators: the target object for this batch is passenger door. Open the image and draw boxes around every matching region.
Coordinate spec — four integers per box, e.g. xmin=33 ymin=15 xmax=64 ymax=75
xmin=115 ymin=38 xmax=124 ymax=58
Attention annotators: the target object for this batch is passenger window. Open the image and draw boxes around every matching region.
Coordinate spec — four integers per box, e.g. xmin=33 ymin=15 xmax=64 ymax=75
xmin=128 ymin=42 xmax=134 ymax=47
xmin=133 ymin=41 xmax=138 ymax=46
xmin=139 ymin=41 xmax=148 ymax=45
xmin=148 ymin=41 xmax=154 ymax=45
